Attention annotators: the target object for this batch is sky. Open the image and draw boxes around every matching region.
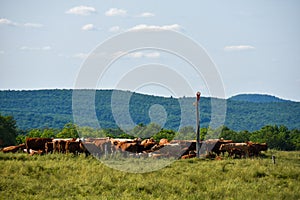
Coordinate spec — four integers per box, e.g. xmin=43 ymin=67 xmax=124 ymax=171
xmin=0 ymin=0 xmax=299 ymax=101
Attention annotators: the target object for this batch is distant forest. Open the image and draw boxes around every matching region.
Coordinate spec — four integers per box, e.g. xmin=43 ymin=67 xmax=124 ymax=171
xmin=0 ymin=89 xmax=299 ymax=131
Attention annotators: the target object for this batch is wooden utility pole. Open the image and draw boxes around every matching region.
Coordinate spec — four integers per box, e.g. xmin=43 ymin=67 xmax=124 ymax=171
xmin=196 ymin=92 xmax=201 ymax=158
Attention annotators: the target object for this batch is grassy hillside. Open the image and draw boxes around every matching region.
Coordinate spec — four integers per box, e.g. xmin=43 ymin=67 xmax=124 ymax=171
xmin=0 ymin=89 xmax=300 ymax=131
xmin=0 ymin=151 xmax=299 ymax=199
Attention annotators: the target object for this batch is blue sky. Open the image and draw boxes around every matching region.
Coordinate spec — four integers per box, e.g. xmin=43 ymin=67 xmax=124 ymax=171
xmin=0 ymin=0 xmax=299 ymax=101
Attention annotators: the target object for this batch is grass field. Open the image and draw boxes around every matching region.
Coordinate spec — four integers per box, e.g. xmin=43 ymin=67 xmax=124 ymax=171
xmin=0 ymin=151 xmax=299 ymax=200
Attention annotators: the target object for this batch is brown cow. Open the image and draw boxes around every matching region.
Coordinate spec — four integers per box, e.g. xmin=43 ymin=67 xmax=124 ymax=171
xmin=65 ymin=140 xmax=90 ymax=156
xmin=203 ymin=139 xmax=233 ymax=156
xmin=58 ymin=140 xmax=67 ymax=153
xmin=141 ymin=138 xmax=155 ymax=146
xmin=159 ymin=138 xmax=170 ymax=146
xmin=52 ymin=138 xmax=76 ymax=153
xmin=80 ymin=142 xmax=99 ymax=157
xmin=140 ymin=138 xmax=157 ymax=152
xmin=179 ymin=140 xmax=196 ymax=157
xmin=45 ymin=142 xmax=53 ymax=154
xmin=181 ymin=151 xmax=196 ymax=159
xmin=53 ymin=140 xmax=59 ymax=153
xmin=93 ymin=138 xmax=115 ymax=155
xmin=1 ymin=144 xmax=25 ymax=153
xmin=113 ymin=141 xmax=139 ymax=157
xmin=219 ymin=143 xmax=249 ymax=158
xmin=151 ymin=140 xmax=196 ymax=158
xmin=248 ymin=142 xmax=268 ymax=157
xmin=25 ymin=138 xmax=52 ymax=154
xmin=201 ymin=139 xmax=217 ymax=155
xmin=65 ymin=141 xmax=81 ymax=155
xmin=232 ymin=148 xmax=245 ymax=158
xmin=257 ymin=143 xmax=267 ymax=151
xmin=217 ymin=139 xmax=234 ymax=155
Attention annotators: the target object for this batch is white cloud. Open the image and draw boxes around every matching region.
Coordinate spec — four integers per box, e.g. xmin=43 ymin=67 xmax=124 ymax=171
xmin=224 ymin=45 xmax=255 ymax=51
xmin=20 ymin=46 xmax=51 ymax=51
xmin=0 ymin=18 xmax=43 ymax=28
xmin=72 ymin=52 xmax=122 ymax=59
xmin=81 ymin=24 xmax=96 ymax=31
xmin=66 ymin=6 xmax=96 ymax=16
xmin=0 ymin=50 xmax=4 ymax=54
xmin=128 ymin=24 xmax=182 ymax=32
xmin=145 ymin=52 xmax=160 ymax=58
xmin=127 ymin=52 xmax=143 ymax=58
xmin=137 ymin=12 xmax=155 ymax=17
xmin=112 ymin=51 xmax=127 ymax=58
xmin=42 ymin=46 xmax=51 ymax=50
xmin=126 ymin=51 xmax=160 ymax=59
xmin=0 ymin=18 xmax=16 ymax=26
xmin=105 ymin=8 xmax=127 ymax=17
xmin=23 ymin=23 xmax=43 ymax=28
xmin=109 ymin=26 xmax=121 ymax=32
xmin=72 ymin=53 xmax=89 ymax=59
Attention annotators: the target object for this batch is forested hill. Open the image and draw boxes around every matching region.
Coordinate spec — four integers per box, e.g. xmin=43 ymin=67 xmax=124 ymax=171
xmin=229 ymin=94 xmax=290 ymax=103
xmin=0 ymin=89 xmax=299 ymax=131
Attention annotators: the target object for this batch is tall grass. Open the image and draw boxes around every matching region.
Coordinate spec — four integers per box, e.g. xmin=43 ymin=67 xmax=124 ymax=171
xmin=0 ymin=151 xmax=299 ymax=200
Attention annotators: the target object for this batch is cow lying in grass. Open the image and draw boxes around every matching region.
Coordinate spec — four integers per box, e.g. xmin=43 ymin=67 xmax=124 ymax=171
xmin=1 ymin=144 xmax=25 ymax=153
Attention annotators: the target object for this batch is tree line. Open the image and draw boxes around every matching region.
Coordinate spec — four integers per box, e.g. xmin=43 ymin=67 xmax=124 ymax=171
xmin=1 ymin=89 xmax=300 ymax=132
xmin=1 ymin=114 xmax=299 ymax=151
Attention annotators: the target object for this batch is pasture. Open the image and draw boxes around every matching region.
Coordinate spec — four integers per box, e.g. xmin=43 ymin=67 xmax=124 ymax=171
xmin=0 ymin=151 xmax=299 ymax=200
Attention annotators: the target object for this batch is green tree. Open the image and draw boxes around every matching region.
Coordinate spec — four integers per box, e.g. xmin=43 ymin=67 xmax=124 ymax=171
xmin=78 ymin=126 xmax=95 ymax=138
xmin=16 ymin=134 xmax=26 ymax=145
xmin=41 ymin=128 xmax=57 ymax=138
xmin=176 ymin=126 xmax=196 ymax=140
xmin=27 ymin=129 xmax=42 ymax=138
xmin=78 ymin=127 xmax=106 ymax=138
xmin=205 ymin=126 xmax=228 ymax=139
xmin=118 ymin=133 xmax=135 ymax=139
xmin=235 ymin=130 xmax=250 ymax=142
xmin=103 ymin=128 xmax=126 ymax=138
xmin=130 ymin=123 xmax=146 ymax=138
xmin=153 ymin=129 xmax=176 ymax=142
xmin=0 ymin=114 xmax=18 ymax=147
xmin=129 ymin=123 xmax=161 ymax=139
xmin=140 ymin=123 xmax=161 ymax=139
xmin=218 ymin=127 xmax=250 ymax=142
xmin=56 ymin=123 xmax=79 ymax=138
xmin=290 ymin=129 xmax=300 ymax=150
xmin=218 ymin=126 xmax=233 ymax=140
xmin=200 ymin=127 xmax=208 ymax=141
xmin=250 ymin=125 xmax=293 ymax=150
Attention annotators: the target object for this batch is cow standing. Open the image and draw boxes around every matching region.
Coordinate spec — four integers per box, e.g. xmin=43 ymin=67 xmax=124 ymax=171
xmin=219 ymin=143 xmax=250 ymax=158
xmin=45 ymin=142 xmax=54 ymax=154
xmin=65 ymin=141 xmax=81 ymax=155
xmin=93 ymin=138 xmax=115 ymax=156
xmin=25 ymin=138 xmax=53 ymax=154
xmin=248 ymin=142 xmax=268 ymax=157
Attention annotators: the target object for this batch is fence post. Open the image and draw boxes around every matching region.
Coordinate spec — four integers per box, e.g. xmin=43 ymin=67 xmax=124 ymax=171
xmin=196 ymin=92 xmax=201 ymax=158
xmin=272 ymin=155 xmax=276 ymax=164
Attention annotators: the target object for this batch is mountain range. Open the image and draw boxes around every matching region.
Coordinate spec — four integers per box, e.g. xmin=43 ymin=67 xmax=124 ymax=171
xmin=0 ymin=89 xmax=299 ymax=131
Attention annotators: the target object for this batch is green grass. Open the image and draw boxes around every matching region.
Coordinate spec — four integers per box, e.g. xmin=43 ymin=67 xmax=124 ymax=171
xmin=0 ymin=151 xmax=299 ymax=200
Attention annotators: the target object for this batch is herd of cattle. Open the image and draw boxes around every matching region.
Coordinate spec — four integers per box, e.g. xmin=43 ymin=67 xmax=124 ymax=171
xmin=0 ymin=137 xmax=268 ymax=159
